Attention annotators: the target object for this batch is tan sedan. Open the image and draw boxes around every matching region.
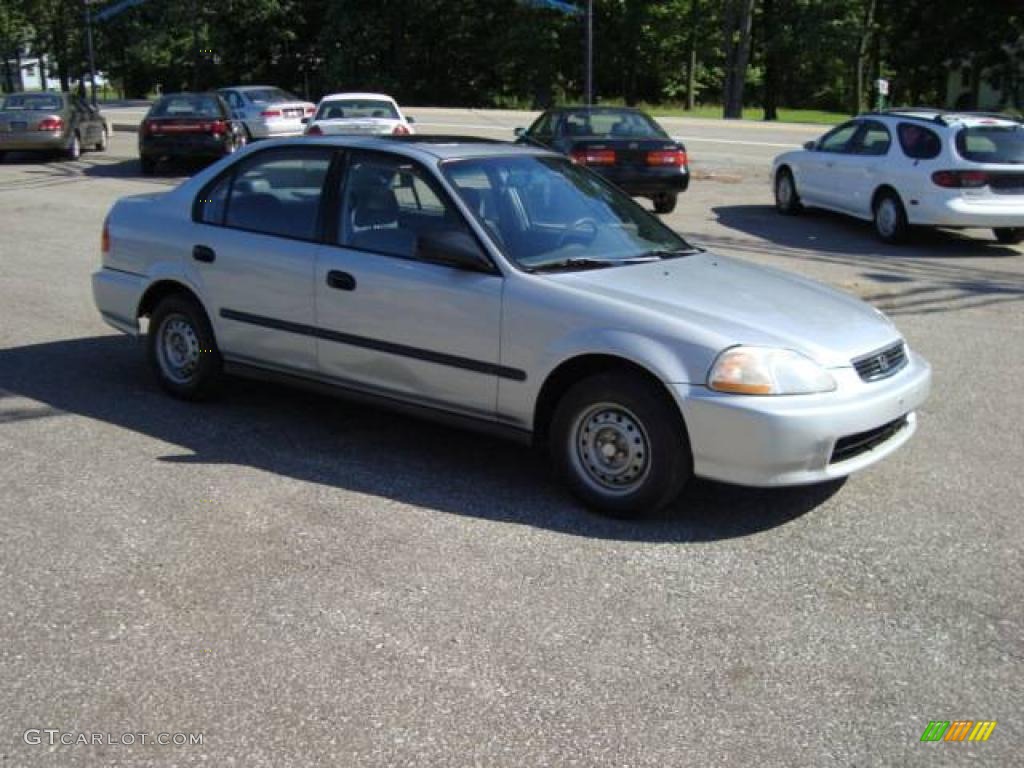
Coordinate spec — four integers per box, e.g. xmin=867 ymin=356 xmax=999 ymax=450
xmin=0 ymin=92 xmax=108 ymax=162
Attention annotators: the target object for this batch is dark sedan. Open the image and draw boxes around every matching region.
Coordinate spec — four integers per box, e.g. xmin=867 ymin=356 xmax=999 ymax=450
xmin=138 ymin=92 xmax=245 ymax=175
xmin=515 ymin=107 xmax=688 ymax=213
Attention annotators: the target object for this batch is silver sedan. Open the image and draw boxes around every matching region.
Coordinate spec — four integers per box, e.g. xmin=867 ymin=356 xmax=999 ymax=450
xmin=217 ymin=85 xmax=314 ymax=140
xmin=92 ymin=137 xmax=931 ymax=517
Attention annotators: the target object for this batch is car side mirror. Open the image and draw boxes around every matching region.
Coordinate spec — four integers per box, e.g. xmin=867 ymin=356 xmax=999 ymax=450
xmin=514 ymin=127 xmax=525 ymax=137
xmin=803 ymin=140 xmax=816 ymax=151
xmin=417 ymin=231 xmax=492 ymax=273
xmin=406 ymin=116 xmax=416 ymax=124
xmin=301 ymin=116 xmax=310 ymax=124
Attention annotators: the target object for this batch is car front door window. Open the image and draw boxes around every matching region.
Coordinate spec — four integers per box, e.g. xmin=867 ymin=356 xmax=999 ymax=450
xmin=819 ymin=122 xmax=860 ymax=154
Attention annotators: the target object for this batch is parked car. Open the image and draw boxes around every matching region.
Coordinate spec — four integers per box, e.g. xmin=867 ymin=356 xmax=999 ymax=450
xmin=138 ymin=92 xmax=246 ymax=175
xmin=772 ymin=109 xmax=1024 ymax=244
xmin=514 ymin=106 xmax=689 ymax=214
xmin=0 ymin=91 xmax=108 ymax=162
xmin=92 ymin=137 xmax=930 ymax=517
xmin=217 ymin=85 xmax=315 ymax=140
xmin=303 ymin=92 xmax=414 ymax=136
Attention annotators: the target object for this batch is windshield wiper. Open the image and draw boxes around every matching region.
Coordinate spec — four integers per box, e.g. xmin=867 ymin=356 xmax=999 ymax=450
xmin=636 ymin=247 xmax=703 ymax=260
xmin=527 ymin=256 xmax=623 ymax=273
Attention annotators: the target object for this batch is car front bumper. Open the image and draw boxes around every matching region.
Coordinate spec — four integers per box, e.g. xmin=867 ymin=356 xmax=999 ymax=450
xmin=676 ymin=350 xmax=932 ymax=487
xmin=911 ymin=195 xmax=1024 ymax=228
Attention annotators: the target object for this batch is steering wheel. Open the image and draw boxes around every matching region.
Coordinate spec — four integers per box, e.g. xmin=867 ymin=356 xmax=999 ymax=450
xmin=556 ymin=217 xmax=600 ymax=249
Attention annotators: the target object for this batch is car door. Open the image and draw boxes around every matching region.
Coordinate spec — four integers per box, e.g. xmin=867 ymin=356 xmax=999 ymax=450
xmin=799 ymin=120 xmax=861 ymax=208
xmin=190 ymin=145 xmax=334 ymax=373
xmin=72 ymin=99 xmax=94 ymax=145
xmin=314 ymin=150 xmax=504 ymax=418
xmin=840 ymin=120 xmax=893 ymax=217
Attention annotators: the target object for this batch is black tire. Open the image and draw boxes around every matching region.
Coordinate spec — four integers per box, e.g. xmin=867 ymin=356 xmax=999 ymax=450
xmin=774 ymin=167 xmax=802 ymax=214
xmin=0 ymin=151 xmax=6 ymax=163
xmin=140 ymin=156 xmax=156 ymax=176
xmin=147 ymin=294 xmax=223 ymax=400
xmin=653 ymin=193 xmax=678 ymax=215
xmin=65 ymin=132 xmax=81 ymax=161
xmin=993 ymin=227 xmax=1024 ymax=245
xmin=550 ymin=371 xmax=692 ymax=518
xmin=873 ymin=190 xmax=910 ymax=244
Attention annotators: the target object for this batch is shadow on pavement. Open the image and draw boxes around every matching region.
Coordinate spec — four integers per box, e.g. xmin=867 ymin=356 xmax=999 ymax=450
xmin=0 ymin=336 xmax=843 ymax=543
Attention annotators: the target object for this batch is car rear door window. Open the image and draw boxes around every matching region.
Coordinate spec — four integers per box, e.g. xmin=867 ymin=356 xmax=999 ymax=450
xmin=852 ymin=121 xmax=891 ymax=156
xmin=337 ymin=152 xmax=474 ymax=262
xmin=818 ymin=122 xmax=861 ymax=153
xmin=897 ymin=122 xmax=942 ymax=159
xmin=221 ymin=148 xmax=332 ymax=240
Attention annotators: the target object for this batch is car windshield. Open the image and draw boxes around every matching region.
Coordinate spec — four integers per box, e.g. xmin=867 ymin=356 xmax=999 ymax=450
xmin=316 ymin=100 xmax=399 ymax=121
xmin=244 ymin=88 xmax=299 ymax=104
xmin=442 ymin=155 xmax=695 ymax=271
xmin=149 ymin=94 xmax=223 ymax=118
xmin=956 ymin=124 xmax=1024 ymax=164
xmin=561 ymin=109 xmax=667 ymax=139
xmin=1 ymin=93 xmax=64 ymax=111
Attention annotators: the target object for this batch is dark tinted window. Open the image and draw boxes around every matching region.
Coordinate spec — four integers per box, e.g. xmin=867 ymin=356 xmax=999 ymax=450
xmin=897 ymin=122 xmax=942 ymax=159
xmin=223 ymin=148 xmax=332 ymax=240
xmin=955 ymin=124 xmax=1024 ymax=164
xmin=528 ymin=112 xmax=556 ymax=137
xmin=149 ymin=94 xmax=224 ymax=118
xmin=316 ymin=99 xmax=398 ymax=120
xmin=561 ymin=109 xmax=667 ymax=139
xmin=853 ymin=121 xmax=891 ymax=156
xmin=338 ymin=153 xmax=473 ymax=262
xmin=818 ymin=122 xmax=860 ymax=153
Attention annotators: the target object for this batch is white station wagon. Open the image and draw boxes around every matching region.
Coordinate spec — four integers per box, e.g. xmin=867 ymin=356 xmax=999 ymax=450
xmin=93 ymin=137 xmax=931 ymax=516
xmin=773 ymin=109 xmax=1024 ymax=244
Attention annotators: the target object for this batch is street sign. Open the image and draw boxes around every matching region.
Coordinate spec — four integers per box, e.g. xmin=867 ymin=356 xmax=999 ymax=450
xmin=876 ymin=78 xmax=890 ymax=96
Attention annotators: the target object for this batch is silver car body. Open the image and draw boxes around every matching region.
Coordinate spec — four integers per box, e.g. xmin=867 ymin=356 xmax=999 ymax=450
xmin=305 ymin=92 xmax=414 ymax=136
xmin=218 ymin=85 xmax=314 ymax=139
xmin=93 ymin=138 xmax=930 ymax=487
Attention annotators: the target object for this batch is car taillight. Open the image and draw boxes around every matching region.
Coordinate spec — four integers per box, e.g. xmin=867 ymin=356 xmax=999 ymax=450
xmin=304 ymin=106 xmax=315 ymax=116
xmin=646 ymin=149 xmax=687 ymax=166
xmin=261 ymin=109 xmax=282 ymax=118
xmin=205 ymin=120 xmax=227 ymax=135
xmin=101 ymin=219 xmax=110 ymax=255
xmin=392 ymin=123 xmax=411 ymax=136
xmin=37 ymin=117 xmax=63 ymax=132
xmin=306 ymin=124 xmax=323 ymax=136
xmin=571 ymin=148 xmax=616 ymax=166
xmin=932 ymin=170 xmax=989 ymax=188
xmin=142 ymin=121 xmax=159 ymax=135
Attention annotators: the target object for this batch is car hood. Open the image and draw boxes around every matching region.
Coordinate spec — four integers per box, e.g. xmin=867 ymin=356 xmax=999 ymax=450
xmin=553 ymin=252 xmax=900 ymax=367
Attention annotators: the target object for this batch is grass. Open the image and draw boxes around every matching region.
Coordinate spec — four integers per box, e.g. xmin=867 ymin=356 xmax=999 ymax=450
xmin=605 ymin=101 xmax=850 ymax=125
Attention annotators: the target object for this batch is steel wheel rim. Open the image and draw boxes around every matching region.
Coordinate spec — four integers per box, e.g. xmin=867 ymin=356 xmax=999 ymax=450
xmin=570 ymin=402 xmax=652 ymax=496
xmin=877 ymin=198 xmax=898 ymax=237
xmin=157 ymin=314 xmax=201 ymax=384
xmin=777 ymin=174 xmax=793 ymax=207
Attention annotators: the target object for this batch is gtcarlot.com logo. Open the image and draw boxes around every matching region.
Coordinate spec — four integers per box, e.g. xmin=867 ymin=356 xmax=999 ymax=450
xmin=920 ymin=720 xmax=997 ymax=742
xmin=24 ymin=729 xmax=204 ymax=747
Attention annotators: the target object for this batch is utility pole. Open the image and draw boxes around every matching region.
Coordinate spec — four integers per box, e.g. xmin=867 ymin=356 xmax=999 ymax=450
xmin=584 ymin=0 xmax=593 ymax=105
xmin=84 ymin=0 xmax=98 ymax=105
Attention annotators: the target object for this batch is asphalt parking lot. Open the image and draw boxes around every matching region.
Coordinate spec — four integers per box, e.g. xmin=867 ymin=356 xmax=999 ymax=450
xmin=1 ymin=114 xmax=1021 ymax=766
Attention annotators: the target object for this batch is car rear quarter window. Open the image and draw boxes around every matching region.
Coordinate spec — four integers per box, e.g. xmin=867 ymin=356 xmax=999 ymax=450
xmin=215 ymin=148 xmax=332 ymax=240
xmin=897 ymin=122 xmax=942 ymax=159
xmin=955 ymin=124 xmax=1024 ymax=164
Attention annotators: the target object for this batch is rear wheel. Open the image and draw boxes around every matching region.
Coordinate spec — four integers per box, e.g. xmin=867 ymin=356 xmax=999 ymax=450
xmin=774 ymin=168 xmax=802 ymax=214
xmin=0 ymin=151 xmax=6 ymax=163
xmin=65 ymin=133 xmax=81 ymax=161
xmin=873 ymin=190 xmax=910 ymax=244
xmin=993 ymin=227 xmax=1024 ymax=245
xmin=140 ymin=156 xmax=156 ymax=176
xmin=147 ymin=295 xmax=223 ymax=400
xmin=653 ymin=193 xmax=678 ymax=215
xmin=550 ymin=371 xmax=692 ymax=518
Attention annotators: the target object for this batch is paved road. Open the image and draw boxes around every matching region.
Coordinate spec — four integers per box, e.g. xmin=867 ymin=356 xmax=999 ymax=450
xmin=0 ymin=129 xmax=1021 ymax=767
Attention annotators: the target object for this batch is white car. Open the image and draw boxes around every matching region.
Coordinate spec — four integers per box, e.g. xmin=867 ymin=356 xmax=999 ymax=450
xmin=772 ymin=109 xmax=1024 ymax=244
xmin=217 ymin=85 xmax=315 ymax=140
xmin=304 ymin=92 xmax=415 ymax=137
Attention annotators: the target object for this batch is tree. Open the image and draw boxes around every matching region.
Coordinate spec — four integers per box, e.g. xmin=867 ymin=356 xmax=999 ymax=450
xmin=721 ymin=0 xmax=754 ymax=118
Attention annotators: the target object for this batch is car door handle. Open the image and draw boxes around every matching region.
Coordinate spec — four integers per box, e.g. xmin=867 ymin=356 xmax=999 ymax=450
xmin=192 ymin=245 xmax=216 ymax=263
xmin=327 ymin=270 xmax=356 ymax=291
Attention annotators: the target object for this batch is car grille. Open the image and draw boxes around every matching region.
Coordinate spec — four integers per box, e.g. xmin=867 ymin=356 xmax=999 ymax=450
xmin=852 ymin=342 xmax=906 ymax=382
xmin=830 ymin=416 xmax=909 ymax=464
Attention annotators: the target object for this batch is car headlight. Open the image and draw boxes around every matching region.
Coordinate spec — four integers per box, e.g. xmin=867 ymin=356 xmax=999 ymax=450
xmin=707 ymin=346 xmax=836 ymax=395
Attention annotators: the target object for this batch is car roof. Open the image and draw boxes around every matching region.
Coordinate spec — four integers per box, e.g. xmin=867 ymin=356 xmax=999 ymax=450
xmin=319 ymin=92 xmax=398 ymax=103
xmin=254 ymin=135 xmax=555 ymax=162
xmin=862 ymin=109 xmax=1021 ymax=128
xmin=222 ymin=85 xmax=286 ymax=92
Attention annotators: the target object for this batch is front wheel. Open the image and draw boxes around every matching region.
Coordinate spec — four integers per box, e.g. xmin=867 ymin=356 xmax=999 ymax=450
xmin=873 ymin=191 xmax=910 ymax=244
xmin=95 ymin=127 xmax=108 ymax=151
xmin=147 ymin=295 xmax=223 ymax=400
xmin=550 ymin=371 xmax=692 ymax=518
xmin=994 ymin=227 xmax=1024 ymax=245
xmin=775 ymin=168 xmax=802 ymax=214
xmin=653 ymin=193 xmax=678 ymax=215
